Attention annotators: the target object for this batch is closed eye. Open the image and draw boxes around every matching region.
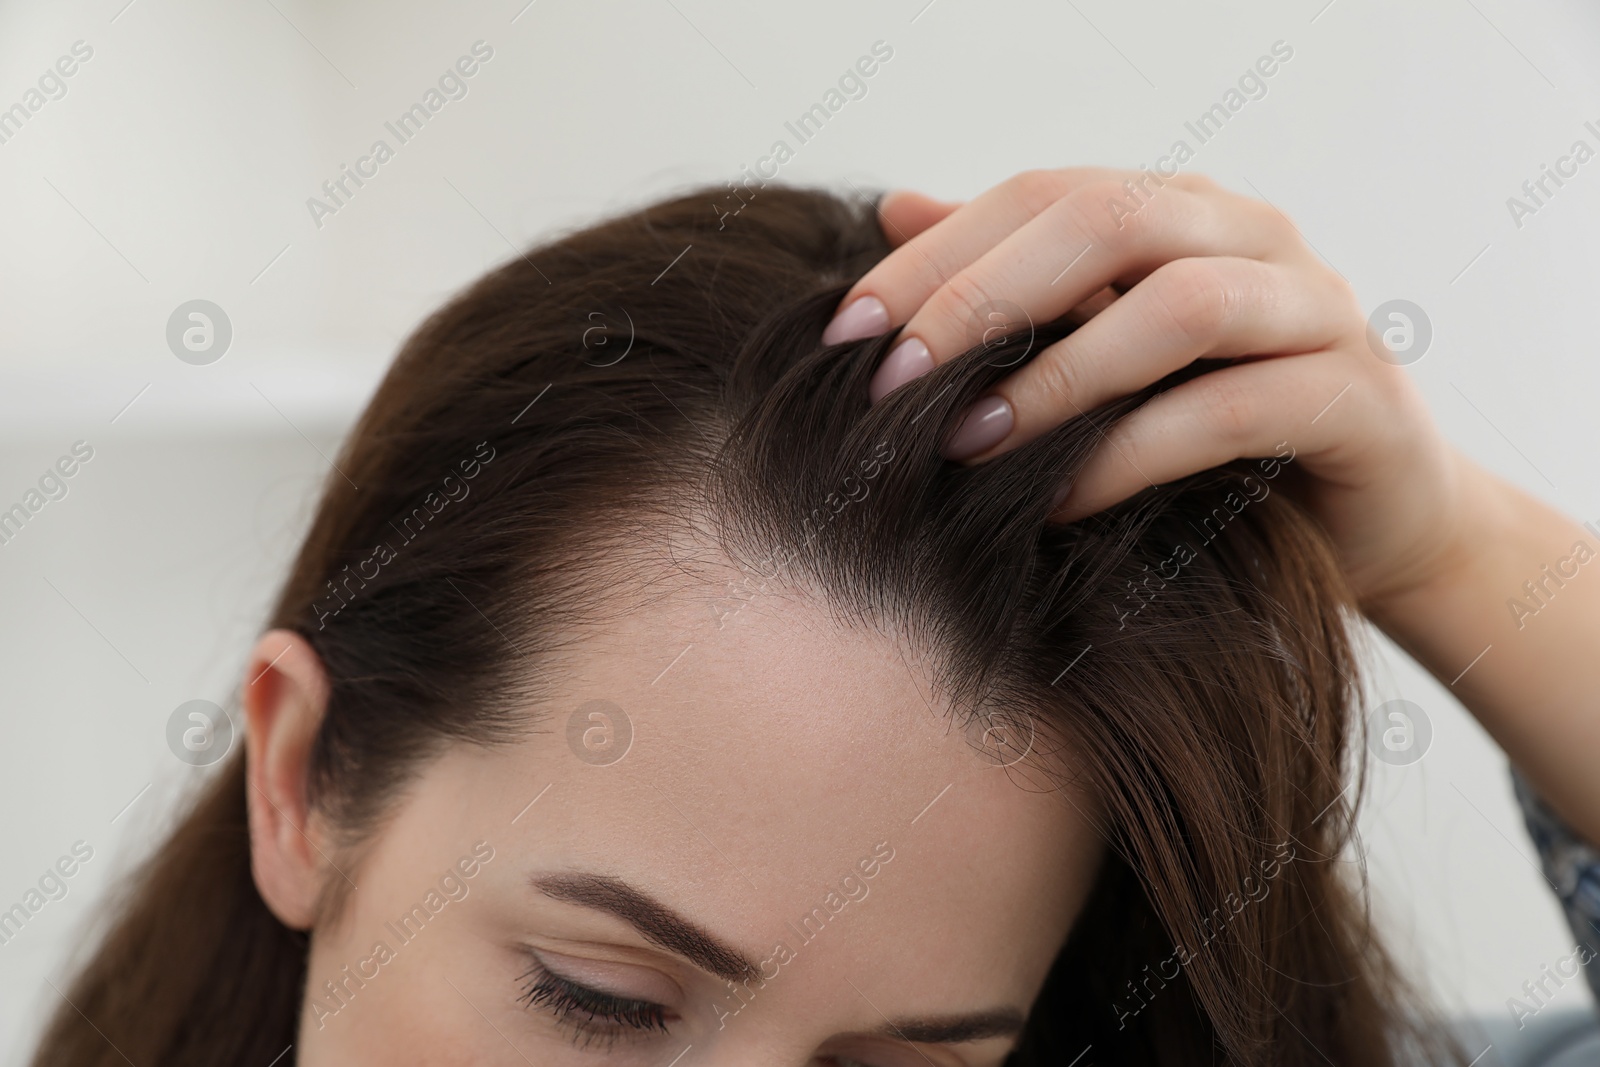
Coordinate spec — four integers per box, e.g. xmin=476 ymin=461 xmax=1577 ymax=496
xmin=517 ymin=953 xmax=672 ymax=1050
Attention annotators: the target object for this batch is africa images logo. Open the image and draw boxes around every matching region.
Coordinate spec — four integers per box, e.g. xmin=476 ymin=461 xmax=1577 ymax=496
xmin=305 ymin=41 xmax=495 ymax=229
xmin=311 ymin=841 xmax=496 ymax=1028
xmin=312 ymin=441 xmax=496 ymax=629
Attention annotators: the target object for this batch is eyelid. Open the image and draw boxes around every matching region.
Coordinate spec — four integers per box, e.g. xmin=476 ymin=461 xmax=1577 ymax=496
xmin=519 ymin=958 xmax=671 ymax=1047
xmin=525 ymin=945 xmax=685 ymax=1007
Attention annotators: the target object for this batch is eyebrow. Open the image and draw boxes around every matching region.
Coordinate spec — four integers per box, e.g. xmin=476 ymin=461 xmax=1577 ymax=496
xmin=530 ymin=872 xmax=1028 ymax=1045
xmin=531 ymin=872 xmax=762 ymax=984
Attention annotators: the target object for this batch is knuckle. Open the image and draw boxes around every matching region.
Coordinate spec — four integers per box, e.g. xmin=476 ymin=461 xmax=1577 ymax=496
xmin=1068 ymin=178 xmax=1152 ymax=251
xmin=1195 ymin=373 xmax=1256 ymax=443
xmin=1029 ymin=344 xmax=1087 ymax=412
xmin=1322 ymin=270 xmax=1362 ymax=319
xmin=1325 ymin=273 xmax=1369 ymax=342
xmin=933 ymin=270 xmax=1002 ymax=336
xmin=1148 ymin=259 xmax=1236 ymax=344
xmin=1007 ymin=168 xmax=1071 ymax=215
xmin=1169 ymin=171 xmax=1220 ymax=194
xmin=902 ymin=249 xmax=953 ymax=302
xmin=1246 ymin=195 xmax=1298 ymax=238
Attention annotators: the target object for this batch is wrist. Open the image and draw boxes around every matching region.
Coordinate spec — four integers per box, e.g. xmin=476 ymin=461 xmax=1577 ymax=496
xmin=1358 ymin=449 xmax=1510 ymax=630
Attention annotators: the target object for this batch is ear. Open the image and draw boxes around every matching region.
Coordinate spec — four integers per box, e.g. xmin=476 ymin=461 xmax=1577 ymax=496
xmin=242 ymin=629 xmax=333 ymax=930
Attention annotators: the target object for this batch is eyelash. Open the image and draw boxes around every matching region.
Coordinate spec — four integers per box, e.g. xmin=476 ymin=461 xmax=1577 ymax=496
xmin=517 ymin=958 xmax=671 ymax=1049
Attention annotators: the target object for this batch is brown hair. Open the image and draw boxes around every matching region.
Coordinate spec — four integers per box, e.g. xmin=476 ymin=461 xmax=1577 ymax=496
xmin=34 ymin=183 xmax=1459 ymax=1066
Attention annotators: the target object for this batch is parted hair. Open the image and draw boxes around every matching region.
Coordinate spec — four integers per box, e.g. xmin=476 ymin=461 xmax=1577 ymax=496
xmin=33 ymin=183 xmax=1457 ymax=1067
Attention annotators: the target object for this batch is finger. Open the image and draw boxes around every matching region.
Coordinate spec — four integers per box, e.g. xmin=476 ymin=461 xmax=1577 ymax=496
xmin=823 ymin=167 xmax=1124 ymax=346
xmin=1064 ymin=285 xmax=1122 ymax=324
xmin=942 ymin=258 xmax=1354 ymax=462
xmin=1046 ymin=350 xmax=1379 ymax=523
xmin=893 ymin=178 xmax=1313 ymax=378
xmin=877 ymin=190 xmax=963 ymax=248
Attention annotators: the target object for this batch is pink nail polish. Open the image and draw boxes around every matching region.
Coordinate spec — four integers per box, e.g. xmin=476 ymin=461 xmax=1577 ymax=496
xmin=942 ymin=395 xmax=1013 ymax=460
xmin=822 ymin=295 xmax=889 ymax=345
xmin=868 ymin=337 xmax=934 ymax=403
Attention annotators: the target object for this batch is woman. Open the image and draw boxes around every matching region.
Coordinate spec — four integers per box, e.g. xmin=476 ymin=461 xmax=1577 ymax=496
xmin=31 ymin=168 xmax=1600 ymax=1065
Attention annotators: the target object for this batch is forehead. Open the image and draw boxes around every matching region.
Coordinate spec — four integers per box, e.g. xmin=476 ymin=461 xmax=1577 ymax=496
xmin=433 ymin=563 xmax=1101 ymax=1009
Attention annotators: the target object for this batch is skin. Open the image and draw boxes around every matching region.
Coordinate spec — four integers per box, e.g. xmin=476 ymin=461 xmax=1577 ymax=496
xmin=830 ymin=167 xmax=1600 ymax=844
xmin=244 ymin=570 xmax=1099 ymax=1066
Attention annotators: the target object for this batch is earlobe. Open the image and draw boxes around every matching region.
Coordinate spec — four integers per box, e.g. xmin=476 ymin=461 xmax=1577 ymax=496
xmin=242 ymin=629 xmax=332 ymax=930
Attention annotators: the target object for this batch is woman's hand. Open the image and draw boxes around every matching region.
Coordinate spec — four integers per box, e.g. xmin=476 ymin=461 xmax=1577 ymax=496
xmin=832 ymin=169 xmax=1600 ymax=845
xmin=825 ymin=168 xmax=1477 ymax=612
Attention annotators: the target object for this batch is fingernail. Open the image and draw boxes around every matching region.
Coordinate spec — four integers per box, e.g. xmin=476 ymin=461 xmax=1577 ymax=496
xmin=868 ymin=337 xmax=934 ymax=403
xmin=822 ymin=295 xmax=889 ymax=345
xmin=942 ymin=395 xmax=1013 ymax=460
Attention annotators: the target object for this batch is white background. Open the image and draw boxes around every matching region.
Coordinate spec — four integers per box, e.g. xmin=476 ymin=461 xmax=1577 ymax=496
xmin=3 ymin=0 xmax=1600 ymax=1060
